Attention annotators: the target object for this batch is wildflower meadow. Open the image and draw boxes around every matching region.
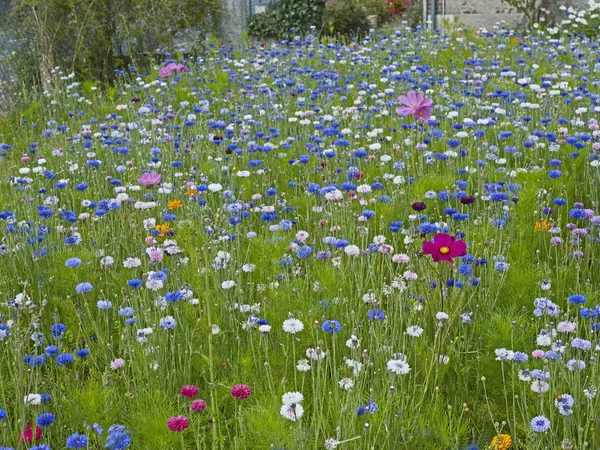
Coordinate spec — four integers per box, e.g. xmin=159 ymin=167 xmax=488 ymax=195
xmin=1 ymin=19 xmax=600 ymax=450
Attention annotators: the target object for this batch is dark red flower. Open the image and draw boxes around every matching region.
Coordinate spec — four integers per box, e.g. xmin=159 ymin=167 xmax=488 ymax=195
xmin=423 ymin=233 xmax=467 ymax=263
xmin=180 ymin=385 xmax=199 ymax=398
xmin=167 ymin=416 xmax=189 ymax=432
xmin=230 ymin=384 xmax=251 ymax=399
xmin=460 ymin=195 xmax=476 ymax=205
xmin=412 ymin=202 xmax=427 ymax=211
xmin=21 ymin=424 xmax=42 ymax=443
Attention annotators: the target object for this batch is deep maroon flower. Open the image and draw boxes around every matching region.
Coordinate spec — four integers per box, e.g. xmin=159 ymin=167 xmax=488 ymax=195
xmin=412 ymin=202 xmax=427 ymax=211
xmin=167 ymin=416 xmax=189 ymax=432
xmin=423 ymin=233 xmax=467 ymax=263
xmin=231 ymin=384 xmax=251 ymax=400
xmin=137 ymin=171 xmax=162 ymax=188
xmin=460 ymin=195 xmax=476 ymax=205
xmin=180 ymin=385 xmax=198 ymax=398
xmin=190 ymin=399 xmax=207 ymax=412
xmin=21 ymin=424 xmax=42 ymax=443
xmin=396 ymin=91 xmax=433 ymax=121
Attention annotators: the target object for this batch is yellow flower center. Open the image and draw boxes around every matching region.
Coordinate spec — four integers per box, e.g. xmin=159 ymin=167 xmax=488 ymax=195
xmin=439 ymin=246 xmax=450 ymax=255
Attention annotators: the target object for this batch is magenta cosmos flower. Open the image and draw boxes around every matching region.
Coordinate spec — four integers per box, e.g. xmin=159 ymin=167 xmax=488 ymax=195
xmin=396 ymin=90 xmax=433 ymax=121
xmin=230 ymin=384 xmax=251 ymax=399
xmin=138 ymin=171 xmax=162 ymax=188
xmin=423 ymin=233 xmax=467 ymax=263
xmin=159 ymin=63 xmax=187 ymax=77
xmin=167 ymin=416 xmax=189 ymax=432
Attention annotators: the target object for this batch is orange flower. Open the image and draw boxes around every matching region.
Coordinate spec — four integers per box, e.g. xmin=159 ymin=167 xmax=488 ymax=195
xmin=490 ymin=434 xmax=512 ymax=450
xmin=155 ymin=222 xmax=171 ymax=237
xmin=534 ymin=220 xmax=551 ymax=232
xmin=185 ymin=188 xmax=197 ymax=196
xmin=168 ymin=199 xmax=183 ymax=210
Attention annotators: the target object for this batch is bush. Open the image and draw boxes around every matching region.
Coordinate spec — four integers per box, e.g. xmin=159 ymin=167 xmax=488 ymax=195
xmin=248 ymin=10 xmax=280 ymax=41
xmin=6 ymin=0 xmax=220 ymax=87
xmin=247 ymin=0 xmax=326 ymax=41
xmin=322 ymin=1 xmax=370 ymax=38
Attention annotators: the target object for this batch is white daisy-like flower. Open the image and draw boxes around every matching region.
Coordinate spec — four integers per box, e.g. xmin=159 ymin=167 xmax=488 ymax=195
xmin=296 ymin=359 xmax=311 ymax=372
xmin=123 ymin=257 xmax=142 ymax=269
xmin=282 ymin=391 xmax=304 ymax=406
xmin=280 ymin=403 xmax=304 ymax=421
xmin=282 ymin=318 xmax=304 ymax=334
xmin=387 ymin=358 xmax=411 ymax=375
xmin=339 ymin=377 xmax=354 ymax=391
xmin=406 ymin=325 xmax=424 ymax=338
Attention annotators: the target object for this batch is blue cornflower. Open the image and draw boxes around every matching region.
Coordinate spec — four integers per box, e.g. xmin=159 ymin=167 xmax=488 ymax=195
xmin=296 ymin=246 xmax=313 ymax=259
xmin=127 ymin=279 xmax=142 ymax=288
xmin=37 ymin=413 xmax=55 ymax=427
xmin=56 ymin=353 xmax=74 ymax=365
xmin=97 ymin=300 xmax=112 ymax=310
xmin=106 ymin=424 xmax=131 ymax=449
xmin=66 ymin=433 xmax=88 ymax=448
xmin=51 ymin=323 xmax=66 ymax=338
xmin=165 ymin=290 xmax=184 ymax=302
xmin=321 ymin=320 xmax=341 ymax=333
xmin=361 ymin=210 xmax=376 ymax=219
xmin=31 ymin=446 xmax=51 ymax=450
xmin=568 ymin=294 xmax=586 ymax=305
xmin=458 ymin=264 xmax=472 ymax=276
xmin=160 ymin=316 xmax=176 ymax=330
xmin=549 ymin=170 xmax=562 ymax=179
xmin=76 ymin=349 xmax=90 ymax=358
xmin=45 ymin=345 xmax=59 ymax=357
xmin=530 ymin=415 xmax=550 ymax=433
xmin=119 ymin=307 xmax=134 ymax=317
xmin=0 ymin=409 xmax=6 ymax=420
xmin=65 ymin=258 xmax=82 ymax=268
xmin=569 ymin=208 xmax=586 ymax=219
xmin=389 ymin=221 xmax=403 ymax=232
xmin=367 ymin=308 xmax=386 ymax=321
xmin=75 ymin=282 xmax=93 ymax=294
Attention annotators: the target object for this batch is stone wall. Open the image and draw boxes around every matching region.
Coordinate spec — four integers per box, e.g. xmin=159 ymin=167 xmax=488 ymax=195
xmin=436 ymin=0 xmax=589 ymax=30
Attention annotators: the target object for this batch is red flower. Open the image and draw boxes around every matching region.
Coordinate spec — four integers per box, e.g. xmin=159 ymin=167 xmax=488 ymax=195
xmin=167 ymin=416 xmax=189 ymax=432
xmin=423 ymin=233 xmax=467 ymax=263
xmin=230 ymin=384 xmax=251 ymax=400
xmin=21 ymin=424 xmax=42 ymax=443
xmin=190 ymin=399 xmax=207 ymax=412
xmin=180 ymin=385 xmax=199 ymax=398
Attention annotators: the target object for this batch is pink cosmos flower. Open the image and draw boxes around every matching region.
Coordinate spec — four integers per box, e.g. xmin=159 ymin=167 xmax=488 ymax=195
xmin=396 ymin=90 xmax=433 ymax=121
xmin=167 ymin=416 xmax=189 ymax=432
xmin=422 ymin=233 xmax=467 ymax=263
xmin=230 ymin=384 xmax=251 ymax=399
xmin=180 ymin=385 xmax=199 ymax=398
xmin=532 ymin=349 xmax=545 ymax=359
xmin=138 ymin=171 xmax=162 ymax=188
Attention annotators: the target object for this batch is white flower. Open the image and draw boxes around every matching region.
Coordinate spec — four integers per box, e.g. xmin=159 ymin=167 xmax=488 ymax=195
xmin=123 ymin=257 xmax=142 ymax=269
xmin=345 ymin=359 xmax=363 ymax=376
xmin=386 ymin=358 xmax=411 ymax=375
xmin=282 ymin=318 xmax=304 ymax=334
xmin=339 ymin=377 xmax=354 ymax=391
xmin=324 ymin=438 xmax=340 ymax=450
xmin=344 ymin=245 xmax=361 ymax=256
xmin=212 ymin=324 xmax=221 ymax=335
xmin=280 ymin=403 xmax=304 ymax=421
xmin=242 ymin=263 xmax=256 ymax=272
xmin=306 ymin=348 xmax=326 ymax=361
xmin=282 ymin=391 xmax=304 ymax=406
xmin=110 ymin=358 xmax=125 ymax=370
xmin=24 ymin=394 xmax=42 ymax=405
xmin=531 ymin=380 xmax=550 ymax=393
xmin=221 ymin=280 xmax=236 ymax=289
xmin=296 ymin=359 xmax=311 ymax=372
xmin=345 ymin=335 xmax=360 ymax=349
xmin=406 ymin=325 xmax=424 ymax=337
xmin=436 ymin=312 xmax=449 ymax=321
xmin=259 ymin=324 xmax=271 ymax=333
xmin=208 ymin=183 xmax=222 ymax=192
xmin=145 ymin=279 xmax=163 ymax=291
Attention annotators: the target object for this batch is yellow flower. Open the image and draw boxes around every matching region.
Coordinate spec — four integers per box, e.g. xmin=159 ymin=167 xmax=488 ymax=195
xmin=534 ymin=219 xmax=551 ymax=232
xmin=168 ymin=199 xmax=183 ymax=210
xmin=155 ymin=222 xmax=171 ymax=237
xmin=490 ymin=434 xmax=512 ymax=450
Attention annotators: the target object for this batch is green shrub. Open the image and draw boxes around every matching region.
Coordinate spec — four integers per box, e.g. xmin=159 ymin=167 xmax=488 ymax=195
xmin=248 ymin=10 xmax=280 ymax=41
xmin=247 ymin=0 xmax=326 ymax=41
xmin=322 ymin=0 xmax=370 ymax=38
